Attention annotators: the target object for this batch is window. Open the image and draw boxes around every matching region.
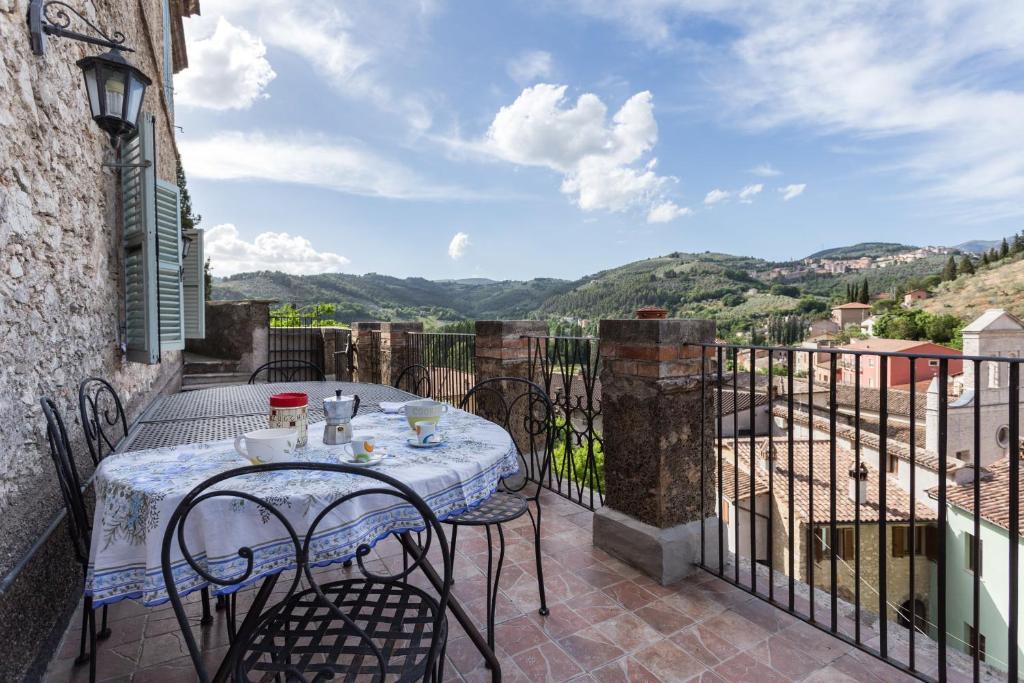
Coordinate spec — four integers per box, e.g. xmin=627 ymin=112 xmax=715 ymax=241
xmin=965 ymin=533 xmax=982 ymax=576
xmin=868 ymin=358 xmax=876 ymax=368
xmin=887 ymin=453 xmax=899 ymax=474
xmin=996 ymin=425 xmax=1010 ymax=450
xmin=955 ymin=449 xmax=971 ymax=462
xmin=965 ymin=624 xmax=986 ymax=662
xmin=721 ymin=499 xmax=730 ymax=525
xmin=893 ymin=526 xmax=936 ymax=559
xmin=813 ymin=527 xmax=854 ymax=561
xmin=928 ymin=359 xmax=940 ymax=367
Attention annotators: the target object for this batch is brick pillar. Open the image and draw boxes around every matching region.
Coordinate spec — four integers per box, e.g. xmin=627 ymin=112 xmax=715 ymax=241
xmin=594 ymin=318 xmax=718 ymax=584
xmin=379 ymin=322 xmax=423 ymax=387
xmin=352 ymin=322 xmax=381 ymax=383
xmin=474 ymin=320 xmax=548 ymax=453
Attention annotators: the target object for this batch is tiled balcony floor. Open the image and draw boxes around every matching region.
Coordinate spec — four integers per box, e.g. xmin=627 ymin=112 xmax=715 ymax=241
xmin=45 ymin=495 xmax=917 ymax=682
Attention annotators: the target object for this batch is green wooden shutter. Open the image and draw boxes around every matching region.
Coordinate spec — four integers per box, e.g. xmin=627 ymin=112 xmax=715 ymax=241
xmin=121 ymin=113 xmax=159 ymax=364
xmin=182 ymin=228 xmax=205 ymax=338
xmin=155 ymin=179 xmax=185 ymax=350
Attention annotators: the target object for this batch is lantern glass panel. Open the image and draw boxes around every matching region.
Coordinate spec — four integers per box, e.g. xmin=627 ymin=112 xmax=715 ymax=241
xmin=104 ymin=70 xmax=127 ymax=121
xmin=83 ymin=68 xmax=100 ymax=118
xmin=125 ymin=76 xmax=145 ymax=127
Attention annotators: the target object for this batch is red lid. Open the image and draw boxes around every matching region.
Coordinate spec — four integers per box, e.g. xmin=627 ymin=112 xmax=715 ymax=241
xmin=270 ymin=392 xmax=308 ymax=408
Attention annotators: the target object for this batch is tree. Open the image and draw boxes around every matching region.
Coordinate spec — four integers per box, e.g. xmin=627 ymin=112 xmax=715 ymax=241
xmin=176 ymin=159 xmax=201 ymax=231
xmin=1014 ymin=232 xmax=1024 ymax=254
xmin=942 ymin=255 xmax=958 ymax=281
xmin=981 ymin=252 xmax=990 ymax=266
xmin=203 ymin=258 xmax=213 ymax=301
xmin=858 ymin=278 xmax=870 ymax=304
xmin=959 ymin=255 xmax=975 ymax=276
xmin=1000 ymin=238 xmax=1010 ymax=259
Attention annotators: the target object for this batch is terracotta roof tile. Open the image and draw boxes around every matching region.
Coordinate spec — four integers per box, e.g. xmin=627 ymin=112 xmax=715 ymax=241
xmin=934 ymin=457 xmax=1024 ymax=534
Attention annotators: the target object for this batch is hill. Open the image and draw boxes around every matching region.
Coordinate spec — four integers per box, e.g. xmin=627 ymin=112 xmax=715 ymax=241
xmin=955 ymin=239 xmax=1002 ymax=254
xmin=917 ymin=256 xmax=1024 ymax=321
xmin=805 ymin=242 xmax=913 ymax=260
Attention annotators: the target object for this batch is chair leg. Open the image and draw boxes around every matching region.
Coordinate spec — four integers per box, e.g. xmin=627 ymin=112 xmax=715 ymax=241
xmin=200 ymin=586 xmax=213 ymax=625
xmin=97 ymin=604 xmax=111 ymax=640
xmin=74 ymin=595 xmax=90 ymax=665
xmin=529 ymin=505 xmax=549 ymax=616
xmin=87 ymin=598 xmax=97 ymax=683
xmin=449 ymin=524 xmax=459 ymax=582
xmin=483 ymin=524 xmax=507 ymax=658
xmin=216 ymin=594 xmax=228 ymax=611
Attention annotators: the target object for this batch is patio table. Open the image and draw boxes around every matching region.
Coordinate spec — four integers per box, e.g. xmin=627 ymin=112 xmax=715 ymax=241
xmin=91 ymin=381 xmax=510 ymax=678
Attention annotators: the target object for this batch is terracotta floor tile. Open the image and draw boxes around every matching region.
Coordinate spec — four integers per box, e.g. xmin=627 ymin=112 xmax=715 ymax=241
xmin=603 ymin=579 xmax=659 ymax=610
xmin=494 ymin=614 xmax=550 ymax=655
xmin=631 ymin=639 xmax=707 ymax=682
xmin=669 ymin=623 xmax=739 ymax=667
xmin=633 ymin=600 xmax=695 ymax=635
xmin=729 ymin=595 xmax=801 ymax=634
xmin=573 ymin=564 xmax=625 ymax=590
xmin=697 ymin=609 xmax=770 ymax=652
xmin=557 ymin=626 xmax=625 ymax=670
xmin=514 ymin=641 xmax=584 ymax=682
xmin=775 ymin=619 xmax=852 ymax=665
xmin=592 ymin=612 xmax=663 ymax=654
xmin=660 ymin=587 xmax=729 ymax=623
xmin=748 ymin=635 xmax=822 ymax=680
xmin=571 ymin=589 xmax=627 ymax=624
xmin=527 ymin=603 xmax=591 ymax=640
xmin=591 ymin=656 xmax=661 ymax=683
xmin=713 ymin=651 xmax=791 ymax=683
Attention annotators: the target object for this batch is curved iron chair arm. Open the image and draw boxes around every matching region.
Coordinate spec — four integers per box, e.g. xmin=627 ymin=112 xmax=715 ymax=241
xmin=78 ymin=377 xmax=129 ymax=465
xmin=248 ymin=359 xmax=325 ymax=384
xmin=394 ymin=363 xmax=433 ymax=398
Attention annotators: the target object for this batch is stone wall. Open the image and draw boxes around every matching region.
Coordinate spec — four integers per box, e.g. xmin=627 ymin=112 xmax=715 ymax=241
xmin=0 ymin=1 xmax=187 ymax=678
xmin=185 ymin=300 xmax=272 ymax=373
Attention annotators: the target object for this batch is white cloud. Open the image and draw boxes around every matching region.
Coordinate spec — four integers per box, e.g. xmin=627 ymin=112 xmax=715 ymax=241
xmin=749 ymin=163 xmax=781 ymax=177
xmin=205 ymin=224 xmax=350 ymax=276
xmin=448 ymin=232 xmax=471 ymax=260
xmin=180 ymin=131 xmax=474 ymax=200
xmin=507 ymin=50 xmax=554 ymax=85
xmin=646 ymin=201 xmax=692 ymax=223
xmin=570 ymin=1 xmax=1024 ymax=220
xmin=174 ymin=17 xmax=275 ymax=110
xmin=738 ymin=183 xmax=763 ymax=202
xmin=476 ymin=84 xmax=679 ymax=215
xmin=183 ymin=1 xmax=437 ymax=130
xmin=779 ymin=183 xmax=807 ymax=201
xmin=703 ymin=189 xmax=730 ymax=205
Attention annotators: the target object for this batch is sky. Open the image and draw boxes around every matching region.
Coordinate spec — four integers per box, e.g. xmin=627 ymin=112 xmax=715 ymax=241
xmin=173 ymin=1 xmax=1024 ymax=281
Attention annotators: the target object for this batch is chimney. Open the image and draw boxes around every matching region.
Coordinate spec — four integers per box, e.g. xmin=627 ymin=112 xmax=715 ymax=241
xmin=636 ymin=305 xmax=668 ymax=320
xmin=848 ymin=463 xmax=868 ymax=504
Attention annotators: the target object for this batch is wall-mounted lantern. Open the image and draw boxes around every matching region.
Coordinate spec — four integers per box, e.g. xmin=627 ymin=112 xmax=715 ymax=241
xmin=28 ymin=0 xmax=151 ymax=150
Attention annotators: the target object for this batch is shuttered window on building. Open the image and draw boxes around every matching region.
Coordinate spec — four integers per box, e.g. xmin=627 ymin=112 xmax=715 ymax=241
xmin=121 ymin=113 xmax=159 ymax=364
xmin=155 ymin=179 xmax=184 ymax=350
xmin=182 ymin=228 xmax=205 ymax=338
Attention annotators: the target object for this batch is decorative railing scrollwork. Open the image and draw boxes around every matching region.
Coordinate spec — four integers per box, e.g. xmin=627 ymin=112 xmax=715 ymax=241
xmin=29 ymin=0 xmax=134 ymax=55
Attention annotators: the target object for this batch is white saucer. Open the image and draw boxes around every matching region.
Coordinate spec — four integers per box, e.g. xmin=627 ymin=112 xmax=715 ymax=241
xmin=341 ymin=455 xmax=385 ymax=467
xmin=407 ymin=436 xmax=445 ymax=448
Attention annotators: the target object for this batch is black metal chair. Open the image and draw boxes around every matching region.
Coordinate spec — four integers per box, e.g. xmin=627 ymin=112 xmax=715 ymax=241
xmin=40 ymin=397 xmax=111 ymax=683
xmin=247 ymin=359 xmax=325 ymax=384
xmin=394 ymin=363 xmax=433 ymax=398
xmin=161 ymin=463 xmax=453 ymax=683
xmin=78 ymin=377 xmax=129 ymax=464
xmin=446 ymin=377 xmax=556 ymax=652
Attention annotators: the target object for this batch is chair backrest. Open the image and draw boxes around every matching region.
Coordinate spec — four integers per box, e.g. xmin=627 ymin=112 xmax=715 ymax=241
xmin=161 ymin=462 xmax=452 ymax=683
xmin=394 ymin=363 xmax=433 ymax=398
xmin=78 ymin=377 xmax=129 ymax=464
xmin=248 ymin=359 xmax=325 ymax=384
xmin=459 ymin=377 xmax=555 ymax=497
xmin=40 ymin=397 xmax=92 ymax=567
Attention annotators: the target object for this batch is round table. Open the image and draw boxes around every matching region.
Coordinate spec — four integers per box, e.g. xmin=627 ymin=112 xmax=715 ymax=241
xmin=88 ymin=404 xmax=517 ymax=607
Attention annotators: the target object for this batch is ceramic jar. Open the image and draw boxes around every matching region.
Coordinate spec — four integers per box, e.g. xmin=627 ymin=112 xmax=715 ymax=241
xmin=269 ymin=392 xmax=309 ymax=447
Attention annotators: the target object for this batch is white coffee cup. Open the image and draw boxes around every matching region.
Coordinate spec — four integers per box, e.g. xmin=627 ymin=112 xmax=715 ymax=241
xmin=234 ymin=428 xmax=297 ymax=464
xmin=414 ymin=420 xmax=437 ymax=444
xmin=349 ymin=435 xmax=376 ymax=462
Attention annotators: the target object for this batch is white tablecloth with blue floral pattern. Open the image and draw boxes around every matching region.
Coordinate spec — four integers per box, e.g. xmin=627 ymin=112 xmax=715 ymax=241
xmin=86 ymin=407 xmax=518 ymax=607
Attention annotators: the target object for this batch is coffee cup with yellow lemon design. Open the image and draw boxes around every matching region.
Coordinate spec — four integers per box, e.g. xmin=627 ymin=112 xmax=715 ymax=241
xmin=350 ymin=435 xmax=376 ymax=463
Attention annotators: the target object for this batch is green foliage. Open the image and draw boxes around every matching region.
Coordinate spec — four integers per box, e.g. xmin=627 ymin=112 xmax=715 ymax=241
xmin=770 ymin=283 xmax=800 ymax=297
xmin=942 ymin=255 xmax=958 ymax=281
xmin=1001 ymin=238 xmax=1010 ymax=258
xmin=203 ymin=258 xmax=213 ymax=301
xmin=806 ymin=242 xmax=913 ymax=260
xmin=550 ymin=418 xmax=604 ymax=493
xmin=873 ymin=299 xmax=899 ymax=314
xmin=858 ymin=278 xmax=870 ymax=304
xmin=873 ymin=309 xmax=964 ymax=347
xmin=959 ymin=255 xmax=975 ymax=276
xmin=176 ymin=159 xmax=201 ymax=231
xmin=270 ymin=303 xmax=344 ymax=328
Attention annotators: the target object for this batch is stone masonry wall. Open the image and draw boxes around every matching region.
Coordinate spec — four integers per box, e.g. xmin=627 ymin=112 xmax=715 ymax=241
xmin=0 ymin=1 xmax=185 ymax=677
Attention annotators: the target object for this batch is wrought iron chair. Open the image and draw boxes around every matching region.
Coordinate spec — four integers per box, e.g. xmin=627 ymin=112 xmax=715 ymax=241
xmin=446 ymin=377 xmax=555 ymax=651
xmin=40 ymin=397 xmax=111 ymax=683
xmin=77 ymin=377 xmax=128 ymax=464
xmin=394 ymin=363 xmax=433 ymax=397
xmin=247 ymin=359 xmax=325 ymax=384
xmin=161 ymin=462 xmax=453 ymax=683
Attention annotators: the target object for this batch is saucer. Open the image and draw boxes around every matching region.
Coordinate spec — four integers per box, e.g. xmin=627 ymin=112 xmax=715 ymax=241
xmin=407 ymin=435 xmax=445 ymax=448
xmin=341 ymin=455 xmax=385 ymax=467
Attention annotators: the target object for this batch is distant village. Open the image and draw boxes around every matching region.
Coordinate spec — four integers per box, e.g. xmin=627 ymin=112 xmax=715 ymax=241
xmin=759 ymin=245 xmax=955 ymax=282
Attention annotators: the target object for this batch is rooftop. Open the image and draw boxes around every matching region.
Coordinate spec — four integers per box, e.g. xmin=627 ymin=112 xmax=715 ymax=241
xmin=933 ymin=457 xmax=1024 ymax=535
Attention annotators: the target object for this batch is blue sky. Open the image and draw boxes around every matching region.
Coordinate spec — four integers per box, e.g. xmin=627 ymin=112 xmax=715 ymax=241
xmin=174 ymin=1 xmax=1024 ymax=281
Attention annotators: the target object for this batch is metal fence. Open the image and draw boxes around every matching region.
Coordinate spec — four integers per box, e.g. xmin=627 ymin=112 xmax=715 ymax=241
xmin=526 ymin=335 xmax=604 ymax=510
xmin=694 ymin=341 xmax=1018 ymax=682
xmin=402 ymin=332 xmax=476 ymax=409
xmin=267 ymin=308 xmax=329 ymax=382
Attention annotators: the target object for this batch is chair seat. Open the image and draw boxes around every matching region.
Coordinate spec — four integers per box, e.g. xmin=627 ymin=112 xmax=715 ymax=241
xmin=446 ymin=491 xmax=529 ymax=526
xmin=239 ymin=578 xmax=445 ymax=682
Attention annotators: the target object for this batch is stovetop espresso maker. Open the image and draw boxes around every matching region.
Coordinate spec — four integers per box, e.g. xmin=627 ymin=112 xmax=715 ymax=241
xmin=322 ymin=390 xmax=360 ymax=445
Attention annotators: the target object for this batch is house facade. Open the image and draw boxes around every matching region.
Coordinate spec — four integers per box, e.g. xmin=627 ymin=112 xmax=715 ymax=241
xmin=832 ymin=302 xmax=873 ymax=328
xmin=838 ymin=339 xmax=963 ymax=389
xmin=0 ymin=2 xmax=202 ymax=678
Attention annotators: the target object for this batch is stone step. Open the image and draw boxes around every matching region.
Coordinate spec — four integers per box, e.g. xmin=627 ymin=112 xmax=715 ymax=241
xmin=181 ymin=372 xmax=251 ymax=391
xmin=183 ymin=359 xmax=242 ymax=375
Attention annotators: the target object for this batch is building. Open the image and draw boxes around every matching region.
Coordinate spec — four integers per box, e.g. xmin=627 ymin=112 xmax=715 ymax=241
xmin=837 ymin=339 xmax=963 ymax=389
xmin=904 ymin=289 xmax=930 ymax=307
xmin=716 ymin=389 xmax=772 ymax=437
xmin=721 ymin=439 xmax=937 ymax=626
xmin=0 ymin=2 xmax=203 ymax=678
xmin=832 ymin=302 xmax=874 ymax=328
xmin=932 ymin=459 xmax=1024 ymax=672
xmin=861 ymin=315 xmax=879 ymax=337
xmin=808 ymin=318 xmax=841 ymax=338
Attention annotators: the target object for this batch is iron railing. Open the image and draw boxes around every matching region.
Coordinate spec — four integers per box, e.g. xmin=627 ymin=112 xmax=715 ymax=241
xmin=402 ymin=332 xmax=476 ymax=409
xmin=267 ymin=307 xmax=336 ymax=382
xmin=525 ymin=335 xmax=604 ymax=510
xmin=366 ymin=330 xmax=382 ymax=384
xmin=694 ymin=341 xmax=1017 ymax=682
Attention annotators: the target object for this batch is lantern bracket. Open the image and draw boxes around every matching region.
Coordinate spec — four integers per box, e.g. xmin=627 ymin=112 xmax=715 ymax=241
xmin=29 ymin=0 xmax=135 ymax=56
